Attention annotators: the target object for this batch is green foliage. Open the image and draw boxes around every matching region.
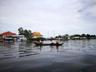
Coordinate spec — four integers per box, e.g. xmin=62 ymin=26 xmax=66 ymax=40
xmin=18 ymin=27 xmax=24 ymax=35
xmin=64 ymin=34 xmax=69 ymax=40
xmin=55 ymin=34 xmax=96 ymax=40
xmin=18 ymin=27 xmax=32 ymax=42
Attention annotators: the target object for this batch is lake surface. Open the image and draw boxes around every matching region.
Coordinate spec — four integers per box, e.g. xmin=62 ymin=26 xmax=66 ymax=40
xmin=0 ymin=40 xmax=96 ymax=72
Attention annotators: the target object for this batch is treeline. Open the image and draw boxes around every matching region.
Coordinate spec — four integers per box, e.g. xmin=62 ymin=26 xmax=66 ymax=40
xmin=18 ymin=27 xmax=96 ymax=41
xmin=55 ymin=34 xmax=96 ymax=40
xmin=70 ymin=34 xmax=96 ymax=40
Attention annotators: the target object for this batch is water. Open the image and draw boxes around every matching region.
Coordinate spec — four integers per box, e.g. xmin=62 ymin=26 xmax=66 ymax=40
xmin=0 ymin=40 xmax=96 ymax=72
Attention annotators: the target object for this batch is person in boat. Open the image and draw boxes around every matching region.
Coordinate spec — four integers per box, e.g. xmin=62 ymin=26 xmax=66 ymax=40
xmin=39 ymin=41 xmax=42 ymax=51
xmin=39 ymin=40 xmax=43 ymax=45
xmin=56 ymin=41 xmax=59 ymax=52
xmin=56 ymin=41 xmax=59 ymax=45
xmin=50 ymin=40 xmax=55 ymax=45
xmin=50 ymin=40 xmax=60 ymax=46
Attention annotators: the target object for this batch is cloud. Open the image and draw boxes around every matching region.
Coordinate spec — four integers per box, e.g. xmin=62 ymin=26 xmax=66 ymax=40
xmin=80 ymin=0 xmax=96 ymax=22
xmin=0 ymin=0 xmax=96 ymax=36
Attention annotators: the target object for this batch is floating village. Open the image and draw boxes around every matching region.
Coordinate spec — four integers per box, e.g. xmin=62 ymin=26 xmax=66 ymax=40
xmin=0 ymin=27 xmax=96 ymax=47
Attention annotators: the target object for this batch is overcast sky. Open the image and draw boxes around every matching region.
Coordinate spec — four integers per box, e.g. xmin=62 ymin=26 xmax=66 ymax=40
xmin=0 ymin=0 xmax=96 ymax=37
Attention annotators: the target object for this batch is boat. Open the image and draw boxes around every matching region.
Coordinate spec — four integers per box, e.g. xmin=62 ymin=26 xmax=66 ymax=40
xmin=34 ymin=41 xmax=63 ymax=46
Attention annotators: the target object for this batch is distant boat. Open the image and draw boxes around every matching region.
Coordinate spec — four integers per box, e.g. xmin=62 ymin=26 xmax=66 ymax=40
xmin=34 ymin=41 xmax=63 ymax=46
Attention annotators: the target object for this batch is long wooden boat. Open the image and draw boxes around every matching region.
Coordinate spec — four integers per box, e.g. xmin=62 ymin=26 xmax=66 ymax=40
xmin=34 ymin=42 xmax=63 ymax=46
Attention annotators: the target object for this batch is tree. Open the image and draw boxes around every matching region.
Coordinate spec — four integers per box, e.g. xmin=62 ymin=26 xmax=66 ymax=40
xmin=86 ymin=34 xmax=90 ymax=39
xmin=24 ymin=29 xmax=32 ymax=42
xmin=63 ymin=34 xmax=69 ymax=40
xmin=18 ymin=27 xmax=32 ymax=42
xmin=18 ymin=27 xmax=24 ymax=35
xmin=81 ymin=34 xmax=86 ymax=37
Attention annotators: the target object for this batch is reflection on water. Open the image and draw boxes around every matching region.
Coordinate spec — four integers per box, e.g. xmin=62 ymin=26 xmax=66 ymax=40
xmin=0 ymin=40 xmax=96 ymax=59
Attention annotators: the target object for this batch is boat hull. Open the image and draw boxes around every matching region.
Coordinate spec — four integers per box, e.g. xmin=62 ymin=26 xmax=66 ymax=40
xmin=34 ymin=42 xmax=63 ymax=46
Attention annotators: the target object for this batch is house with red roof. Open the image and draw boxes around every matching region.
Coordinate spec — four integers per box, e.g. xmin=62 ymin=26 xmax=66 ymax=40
xmin=0 ymin=31 xmax=16 ymax=42
xmin=1 ymin=31 xmax=16 ymax=38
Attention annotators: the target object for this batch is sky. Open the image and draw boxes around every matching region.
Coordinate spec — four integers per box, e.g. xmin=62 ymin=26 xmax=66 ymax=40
xmin=0 ymin=0 xmax=96 ymax=37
